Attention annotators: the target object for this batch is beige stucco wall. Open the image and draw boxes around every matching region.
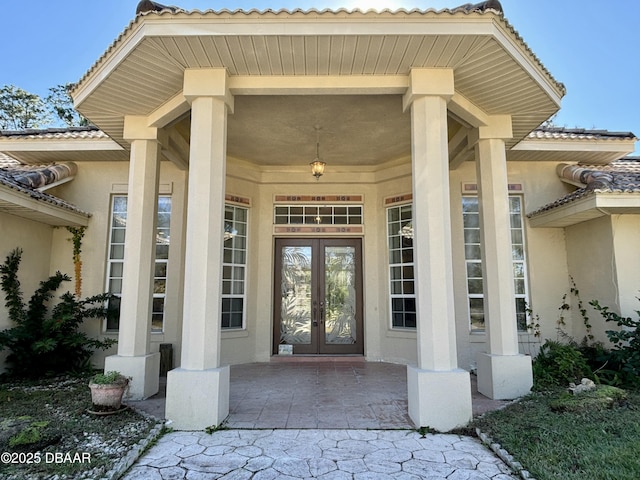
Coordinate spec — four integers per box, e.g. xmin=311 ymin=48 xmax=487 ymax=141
xmin=613 ymin=215 xmax=640 ymax=320
xmin=565 ymin=216 xmax=617 ymax=342
xmin=6 ymin=148 xmax=629 ymax=374
xmin=0 ymin=213 xmax=54 ymax=373
xmin=566 ymin=214 xmax=640 ymax=344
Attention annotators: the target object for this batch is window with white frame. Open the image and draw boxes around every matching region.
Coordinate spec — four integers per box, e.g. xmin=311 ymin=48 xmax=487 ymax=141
xmin=222 ymin=204 xmax=248 ymax=329
xmin=105 ymin=195 xmax=171 ymax=333
xmin=386 ymin=203 xmax=416 ymax=329
xmin=462 ymin=195 xmax=529 ymax=332
xmin=274 ymin=205 xmax=362 ymax=225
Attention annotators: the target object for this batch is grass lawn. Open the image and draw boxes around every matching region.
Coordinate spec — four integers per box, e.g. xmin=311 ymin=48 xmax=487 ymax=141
xmin=0 ymin=373 xmax=161 ymax=479
xmin=470 ymin=388 xmax=640 ymax=480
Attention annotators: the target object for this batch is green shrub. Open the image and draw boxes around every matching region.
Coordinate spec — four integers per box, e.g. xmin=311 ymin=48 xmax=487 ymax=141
xmin=0 ymin=248 xmax=116 ymax=378
xmin=532 ymin=340 xmax=592 ymax=390
xmin=590 ymin=299 xmax=640 ymax=387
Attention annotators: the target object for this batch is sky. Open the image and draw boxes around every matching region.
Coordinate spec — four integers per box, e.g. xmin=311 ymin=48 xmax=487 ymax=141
xmin=1 ymin=0 xmax=638 ymax=154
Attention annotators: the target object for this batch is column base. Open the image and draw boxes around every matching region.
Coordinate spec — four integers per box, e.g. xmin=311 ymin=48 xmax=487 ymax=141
xmin=476 ymin=352 xmax=533 ymax=400
xmin=104 ymin=353 xmax=160 ymax=400
xmin=165 ymin=366 xmax=230 ymax=430
xmin=407 ymin=366 xmax=472 ymax=432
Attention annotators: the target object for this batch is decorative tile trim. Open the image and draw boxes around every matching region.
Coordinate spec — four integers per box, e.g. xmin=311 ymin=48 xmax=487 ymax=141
xmin=226 ymin=193 xmax=251 ymax=207
xmin=274 ymin=225 xmax=363 ymax=234
xmin=111 ymin=183 xmax=173 ymax=194
xmin=384 ymin=193 xmax=412 ymax=206
xmin=462 ymin=182 xmax=524 ymax=194
xmin=274 ymin=194 xmax=363 ymax=203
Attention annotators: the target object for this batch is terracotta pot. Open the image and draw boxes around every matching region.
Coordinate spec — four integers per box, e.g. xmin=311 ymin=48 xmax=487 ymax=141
xmin=89 ymin=380 xmax=128 ymax=410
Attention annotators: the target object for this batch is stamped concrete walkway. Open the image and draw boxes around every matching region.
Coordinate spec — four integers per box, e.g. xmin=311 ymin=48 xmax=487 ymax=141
xmin=123 ymin=429 xmax=518 ymax=479
xmin=124 ymin=361 xmax=517 ymax=479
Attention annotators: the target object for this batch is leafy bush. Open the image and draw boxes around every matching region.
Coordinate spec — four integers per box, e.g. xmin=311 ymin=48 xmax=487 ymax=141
xmin=532 ymin=340 xmax=592 ymax=390
xmin=0 ymin=248 xmax=116 ymax=378
xmin=590 ymin=299 xmax=640 ymax=387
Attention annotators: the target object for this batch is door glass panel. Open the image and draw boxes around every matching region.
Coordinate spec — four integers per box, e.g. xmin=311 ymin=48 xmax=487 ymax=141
xmin=280 ymin=246 xmax=312 ymax=345
xmin=324 ymin=246 xmax=357 ymax=344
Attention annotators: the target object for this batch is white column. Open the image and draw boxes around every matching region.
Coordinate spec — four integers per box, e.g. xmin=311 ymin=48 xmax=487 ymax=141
xmin=403 ymin=69 xmax=472 ymax=432
xmin=165 ymin=69 xmax=233 ymax=430
xmin=472 ymin=116 xmax=533 ymax=399
xmin=104 ymin=116 xmax=161 ymax=400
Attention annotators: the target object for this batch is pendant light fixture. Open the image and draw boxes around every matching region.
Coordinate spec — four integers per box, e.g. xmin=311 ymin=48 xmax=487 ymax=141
xmin=309 ymin=125 xmax=326 ymax=180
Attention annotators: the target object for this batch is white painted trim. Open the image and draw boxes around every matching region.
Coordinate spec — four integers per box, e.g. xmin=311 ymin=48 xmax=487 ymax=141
xmin=0 ymin=139 xmax=123 ymax=152
xmin=512 ymin=138 xmax=636 ymax=154
xmin=148 ymin=92 xmax=191 ymax=128
xmin=229 ymin=75 xmax=409 ymax=95
xmin=449 ymin=92 xmax=490 ymax=128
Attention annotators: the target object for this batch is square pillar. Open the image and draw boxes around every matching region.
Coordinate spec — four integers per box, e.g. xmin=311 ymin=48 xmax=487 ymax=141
xmin=403 ymin=69 xmax=472 ymax=431
xmin=165 ymin=69 xmax=233 ymax=430
xmin=472 ymin=117 xmax=532 ymax=400
xmin=105 ymin=117 xmax=161 ymax=400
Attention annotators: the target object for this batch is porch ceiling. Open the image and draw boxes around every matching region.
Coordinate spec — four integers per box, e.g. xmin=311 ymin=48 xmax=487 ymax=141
xmin=72 ymin=9 xmax=564 ymax=167
xmin=229 ymin=94 xmax=412 ymax=166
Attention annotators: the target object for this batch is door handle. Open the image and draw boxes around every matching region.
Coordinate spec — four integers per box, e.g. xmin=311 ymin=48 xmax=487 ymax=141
xmin=313 ymin=303 xmax=318 ymax=326
xmin=320 ymin=301 xmax=324 ymax=323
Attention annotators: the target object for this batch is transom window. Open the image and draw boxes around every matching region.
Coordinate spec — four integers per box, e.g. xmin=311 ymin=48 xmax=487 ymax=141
xmin=462 ymin=195 xmax=529 ymax=332
xmin=274 ymin=205 xmax=362 ymax=225
xmin=386 ymin=203 xmax=416 ymax=329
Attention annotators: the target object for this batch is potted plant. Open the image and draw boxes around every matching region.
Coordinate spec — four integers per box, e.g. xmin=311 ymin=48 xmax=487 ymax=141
xmin=88 ymin=371 xmax=130 ymax=412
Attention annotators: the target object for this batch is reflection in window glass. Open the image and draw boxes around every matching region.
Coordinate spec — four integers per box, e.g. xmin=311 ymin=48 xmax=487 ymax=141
xmin=387 ymin=204 xmax=416 ymax=329
xmin=222 ymin=204 xmax=248 ymax=329
xmin=105 ymin=195 xmax=171 ymax=333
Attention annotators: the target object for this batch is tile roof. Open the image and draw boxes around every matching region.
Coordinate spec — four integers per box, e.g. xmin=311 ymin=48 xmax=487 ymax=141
xmin=528 ymin=127 xmax=637 ymax=141
xmin=0 ymin=152 xmax=19 ymax=168
xmin=0 ymin=126 xmax=107 ymax=141
xmin=0 ymin=163 xmax=90 ymax=217
xmin=528 ymin=156 xmax=640 ymax=217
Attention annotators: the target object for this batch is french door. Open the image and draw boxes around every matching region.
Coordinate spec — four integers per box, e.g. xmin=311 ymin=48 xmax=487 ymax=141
xmin=274 ymin=238 xmax=364 ymax=355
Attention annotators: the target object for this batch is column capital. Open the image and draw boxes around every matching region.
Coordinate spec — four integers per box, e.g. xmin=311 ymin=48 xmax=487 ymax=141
xmin=402 ymin=68 xmax=454 ymax=112
xmin=468 ymin=115 xmax=513 ymax=147
xmin=123 ymin=115 xmax=160 ymax=142
xmin=183 ymin=68 xmax=234 ymax=113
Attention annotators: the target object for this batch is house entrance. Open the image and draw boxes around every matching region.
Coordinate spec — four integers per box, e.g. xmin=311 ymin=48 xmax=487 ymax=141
xmin=273 ymin=238 xmax=364 ymax=355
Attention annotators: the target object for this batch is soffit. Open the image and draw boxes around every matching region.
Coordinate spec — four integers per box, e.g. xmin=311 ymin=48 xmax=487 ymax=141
xmin=0 ymin=127 xmax=128 ymax=164
xmin=73 ymin=9 xmax=564 ymax=165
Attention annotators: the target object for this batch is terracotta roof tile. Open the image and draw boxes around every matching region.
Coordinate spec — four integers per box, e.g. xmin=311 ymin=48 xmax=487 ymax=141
xmin=0 ymin=164 xmax=90 ymax=217
xmin=528 ymin=156 xmax=640 ymax=217
xmin=0 ymin=152 xmax=19 ymax=168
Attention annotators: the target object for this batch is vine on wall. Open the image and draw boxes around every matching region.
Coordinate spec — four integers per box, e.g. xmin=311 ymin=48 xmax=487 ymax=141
xmin=66 ymin=226 xmax=86 ymax=297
